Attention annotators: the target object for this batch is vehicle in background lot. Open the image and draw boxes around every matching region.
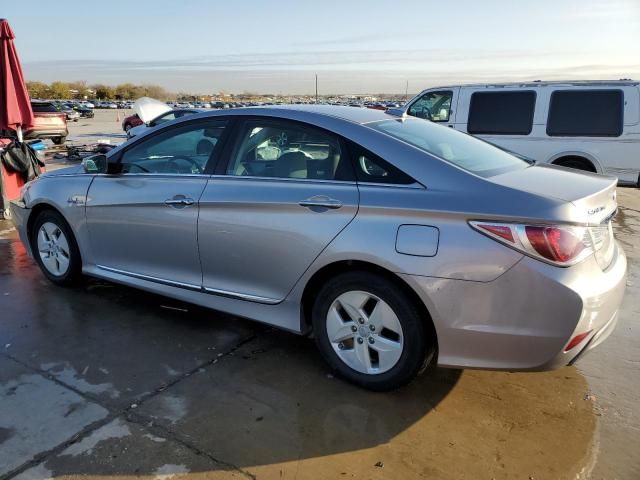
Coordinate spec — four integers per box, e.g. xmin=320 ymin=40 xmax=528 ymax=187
xmin=401 ymin=80 xmax=640 ymax=185
xmin=126 ymin=108 xmax=199 ymax=138
xmin=55 ymin=103 xmax=80 ymax=122
xmin=122 ymin=113 xmax=143 ymax=132
xmin=25 ymin=101 xmax=68 ymax=145
xmin=72 ymin=104 xmax=94 ymax=118
xmin=80 ymin=101 xmax=95 ymax=108
xmin=10 ymin=105 xmax=626 ymax=391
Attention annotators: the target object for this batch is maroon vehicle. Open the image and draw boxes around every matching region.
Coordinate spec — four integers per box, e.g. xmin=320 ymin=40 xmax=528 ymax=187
xmin=24 ymin=101 xmax=68 ymax=145
xmin=122 ymin=113 xmax=143 ymax=132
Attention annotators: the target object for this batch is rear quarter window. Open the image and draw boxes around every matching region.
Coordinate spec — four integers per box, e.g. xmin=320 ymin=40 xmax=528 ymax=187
xmin=467 ymin=91 xmax=536 ymax=135
xmin=547 ymin=90 xmax=623 ymax=137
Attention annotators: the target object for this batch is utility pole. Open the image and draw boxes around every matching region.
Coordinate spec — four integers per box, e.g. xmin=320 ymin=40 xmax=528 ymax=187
xmin=315 ymin=74 xmax=318 ymax=104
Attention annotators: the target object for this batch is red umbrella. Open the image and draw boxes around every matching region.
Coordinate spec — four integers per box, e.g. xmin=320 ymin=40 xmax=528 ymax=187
xmin=0 ymin=19 xmax=33 ymax=142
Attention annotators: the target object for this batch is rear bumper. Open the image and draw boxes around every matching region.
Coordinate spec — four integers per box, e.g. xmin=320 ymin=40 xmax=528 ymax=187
xmin=401 ymin=241 xmax=627 ymax=370
xmin=24 ymin=129 xmax=68 ymax=139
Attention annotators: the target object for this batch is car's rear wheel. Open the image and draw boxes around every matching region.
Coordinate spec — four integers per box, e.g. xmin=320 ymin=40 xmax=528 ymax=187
xmin=312 ymin=271 xmax=434 ymax=391
xmin=51 ymin=136 xmax=66 ymax=145
xmin=30 ymin=210 xmax=82 ymax=286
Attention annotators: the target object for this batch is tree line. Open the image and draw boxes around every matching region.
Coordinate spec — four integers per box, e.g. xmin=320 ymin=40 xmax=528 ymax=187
xmin=26 ymin=80 xmax=171 ymax=101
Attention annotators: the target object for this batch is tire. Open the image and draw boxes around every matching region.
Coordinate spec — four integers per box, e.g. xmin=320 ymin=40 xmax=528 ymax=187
xmin=553 ymin=157 xmax=597 ymax=173
xmin=52 ymin=136 xmax=66 ymax=145
xmin=124 ymin=124 xmax=132 ymax=132
xmin=30 ymin=209 xmax=83 ymax=286
xmin=312 ymin=271 xmax=434 ymax=391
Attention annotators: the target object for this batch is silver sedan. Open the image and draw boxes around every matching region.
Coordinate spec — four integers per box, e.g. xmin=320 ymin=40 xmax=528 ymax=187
xmin=10 ymin=105 xmax=627 ymax=390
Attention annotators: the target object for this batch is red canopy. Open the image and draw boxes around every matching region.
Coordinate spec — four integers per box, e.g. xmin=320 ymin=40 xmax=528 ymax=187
xmin=0 ymin=19 xmax=33 ymax=136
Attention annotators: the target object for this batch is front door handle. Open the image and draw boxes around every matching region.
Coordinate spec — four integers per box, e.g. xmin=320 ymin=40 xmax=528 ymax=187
xmin=164 ymin=195 xmax=195 ymax=208
xmin=299 ymin=195 xmax=343 ymax=210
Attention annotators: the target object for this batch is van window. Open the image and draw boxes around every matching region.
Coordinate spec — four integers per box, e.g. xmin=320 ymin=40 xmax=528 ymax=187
xmin=407 ymin=91 xmax=452 ymax=122
xmin=370 ymin=118 xmax=529 ymax=178
xmin=467 ymin=91 xmax=536 ymax=135
xmin=547 ymin=90 xmax=623 ymax=137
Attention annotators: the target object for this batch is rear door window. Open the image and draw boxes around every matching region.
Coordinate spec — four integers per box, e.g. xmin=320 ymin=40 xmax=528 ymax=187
xmin=226 ymin=119 xmax=353 ymax=181
xmin=547 ymin=90 xmax=623 ymax=137
xmin=467 ymin=91 xmax=536 ymax=135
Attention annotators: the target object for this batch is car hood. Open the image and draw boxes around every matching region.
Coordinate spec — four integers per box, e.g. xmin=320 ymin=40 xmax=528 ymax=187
xmin=41 ymin=165 xmax=84 ymax=177
xmin=134 ymin=97 xmax=171 ymax=123
xmin=489 ymin=163 xmax=618 ymax=224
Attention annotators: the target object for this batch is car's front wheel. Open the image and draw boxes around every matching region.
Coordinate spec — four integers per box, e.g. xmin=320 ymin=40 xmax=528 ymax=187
xmin=312 ymin=271 xmax=434 ymax=391
xmin=30 ymin=209 xmax=82 ymax=286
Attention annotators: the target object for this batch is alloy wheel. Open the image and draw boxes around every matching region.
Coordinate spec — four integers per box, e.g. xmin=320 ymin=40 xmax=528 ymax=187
xmin=37 ymin=222 xmax=71 ymax=276
xmin=326 ymin=290 xmax=404 ymax=374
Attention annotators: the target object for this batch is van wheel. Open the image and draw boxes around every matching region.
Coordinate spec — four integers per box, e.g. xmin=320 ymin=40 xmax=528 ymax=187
xmin=311 ymin=271 xmax=434 ymax=391
xmin=52 ymin=136 xmax=66 ymax=145
xmin=553 ymin=156 xmax=597 ymax=173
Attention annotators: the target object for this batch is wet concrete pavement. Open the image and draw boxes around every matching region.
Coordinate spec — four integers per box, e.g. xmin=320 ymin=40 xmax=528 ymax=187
xmin=0 ymin=186 xmax=638 ymax=479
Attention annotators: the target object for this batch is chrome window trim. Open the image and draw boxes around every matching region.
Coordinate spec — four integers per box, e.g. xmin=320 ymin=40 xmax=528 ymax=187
xmin=96 ymin=265 xmax=281 ymax=305
xmin=117 ymin=173 xmax=210 ymax=178
xmin=207 ymin=174 xmax=357 ymax=186
xmin=357 ymin=181 xmax=425 ymax=189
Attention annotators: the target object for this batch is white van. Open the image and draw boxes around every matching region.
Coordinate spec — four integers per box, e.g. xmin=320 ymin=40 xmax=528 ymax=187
xmin=402 ymin=80 xmax=640 ymax=185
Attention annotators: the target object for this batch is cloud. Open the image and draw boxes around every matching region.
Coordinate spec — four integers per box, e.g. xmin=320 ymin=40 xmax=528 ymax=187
xmin=22 ymin=47 xmax=639 ymax=94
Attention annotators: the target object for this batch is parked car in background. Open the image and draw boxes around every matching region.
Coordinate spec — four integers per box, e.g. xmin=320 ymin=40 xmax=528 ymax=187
xmin=24 ymin=101 xmax=68 ymax=145
xmin=55 ymin=103 xmax=80 ymax=122
xmin=401 ymin=80 xmax=640 ymax=185
xmin=73 ymin=104 xmax=94 ymax=118
xmin=127 ymin=108 xmax=199 ymax=138
xmin=122 ymin=113 xmax=144 ymax=132
xmin=11 ymin=105 xmax=626 ymax=390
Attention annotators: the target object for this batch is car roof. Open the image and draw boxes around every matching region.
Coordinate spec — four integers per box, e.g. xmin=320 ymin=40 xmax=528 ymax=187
xmin=418 ymin=79 xmax=639 ymax=90
xmin=198 ymin=104 xmax=395 ymax=126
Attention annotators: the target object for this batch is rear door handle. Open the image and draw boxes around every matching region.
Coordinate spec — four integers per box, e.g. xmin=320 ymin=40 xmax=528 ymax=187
xmin=165 ymin=195 xmax=195 ymax=208
xmin=299 ymin=195 xmax=343 ymax=209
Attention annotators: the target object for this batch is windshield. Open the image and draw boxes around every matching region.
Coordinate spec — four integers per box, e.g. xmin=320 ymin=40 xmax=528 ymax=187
xmin=369 ymin=118 xmax=529 ymax=177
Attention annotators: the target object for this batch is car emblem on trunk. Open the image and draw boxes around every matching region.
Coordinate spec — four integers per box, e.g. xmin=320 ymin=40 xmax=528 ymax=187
xmin=588 ymin=206 xmax=606 ymax=215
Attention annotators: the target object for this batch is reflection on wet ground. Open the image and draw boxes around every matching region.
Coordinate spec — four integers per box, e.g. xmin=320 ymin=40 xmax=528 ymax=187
xmin=0 ymin=208 xmax=601 ymax=479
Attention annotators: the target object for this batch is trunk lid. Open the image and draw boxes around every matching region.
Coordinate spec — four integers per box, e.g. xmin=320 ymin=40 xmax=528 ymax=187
xmin=490 ymin=163 xmax=618 ymax=269
xmin=490 ymin=163 xmax=618 ymax=225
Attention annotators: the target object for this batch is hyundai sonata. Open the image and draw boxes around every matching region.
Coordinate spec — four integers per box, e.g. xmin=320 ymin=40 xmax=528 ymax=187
xmin=11 ymin=105 xmax=626 ymax=390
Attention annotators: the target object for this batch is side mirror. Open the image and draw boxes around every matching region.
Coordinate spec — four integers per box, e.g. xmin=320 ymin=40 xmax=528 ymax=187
xmin=81 ymin=154 xmax=107 ymax=174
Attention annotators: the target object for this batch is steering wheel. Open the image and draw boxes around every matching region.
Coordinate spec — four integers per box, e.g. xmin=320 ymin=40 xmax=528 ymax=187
xmin=419 ymin=106 xmax=433 ymax=121
xmin=167 ymin=156 xmax=203 ymax=174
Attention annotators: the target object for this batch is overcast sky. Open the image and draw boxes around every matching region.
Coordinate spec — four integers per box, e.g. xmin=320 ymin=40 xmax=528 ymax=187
xmin=4 ymin=0 xmax=640 ymax=94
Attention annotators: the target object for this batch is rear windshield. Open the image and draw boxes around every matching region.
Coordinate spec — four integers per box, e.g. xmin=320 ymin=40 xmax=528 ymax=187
xmin=31 ymin=102 xmax=58 ymax=113
xmin=369 ymin=118 xmax=529 ymax=177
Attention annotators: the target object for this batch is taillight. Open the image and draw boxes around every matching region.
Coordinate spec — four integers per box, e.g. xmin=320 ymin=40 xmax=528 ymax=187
xmin=524 ymin=226 xmax=585 ymax=263
xmin=470 ymin=221 xmax=594 ymax=267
